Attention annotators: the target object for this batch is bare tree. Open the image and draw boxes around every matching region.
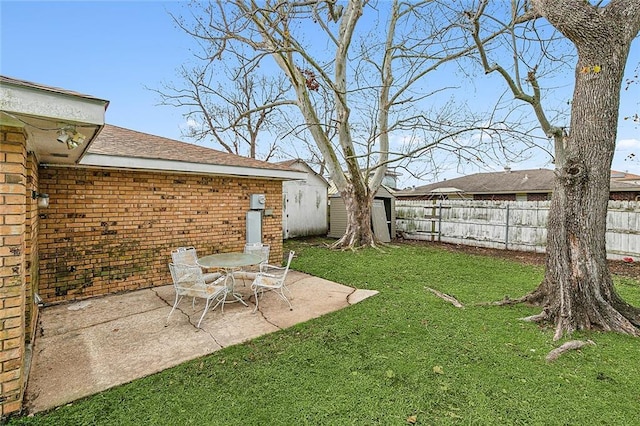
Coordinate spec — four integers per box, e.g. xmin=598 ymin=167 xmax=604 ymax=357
xmin=171 ymin=0 xmax=535 ymax=248
xmin=154 ymin=50 xmax=294 ymax=159
xmin=468 ymin=0 xmax=640 ymax=339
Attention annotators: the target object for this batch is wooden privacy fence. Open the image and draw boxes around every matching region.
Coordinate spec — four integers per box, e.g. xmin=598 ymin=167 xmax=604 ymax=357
xmin=396 ymin=199 xmax=640 ymax=260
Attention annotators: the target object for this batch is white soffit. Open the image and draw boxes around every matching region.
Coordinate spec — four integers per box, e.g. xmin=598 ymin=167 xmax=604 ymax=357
xmin=1 ymin=78 xmax=109 ymax=165
xmin=78 ymin=154 xmax=308 ymax=181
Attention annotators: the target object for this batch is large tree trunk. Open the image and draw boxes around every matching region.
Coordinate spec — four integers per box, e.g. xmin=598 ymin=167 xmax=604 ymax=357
xmin=332 ymin=184 xmax=377 ymax=249
xmin=526 ymin=0 xmax=640 ymax=340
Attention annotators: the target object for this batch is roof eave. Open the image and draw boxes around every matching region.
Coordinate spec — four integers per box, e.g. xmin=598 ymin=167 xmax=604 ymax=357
xmin=0 ymin=81 xmax=109 ymax=125
xmin=1 ymin=78 xmax=109 ymax=165
xmin=75 ymin=154 xmax=307 ymax=180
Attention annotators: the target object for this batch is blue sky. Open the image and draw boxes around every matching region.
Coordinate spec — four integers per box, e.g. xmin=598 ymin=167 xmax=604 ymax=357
xmin=1 ymin=1 xmax=639 ymax=186
xmin=1 ymin=1 xmax=192 ymax=141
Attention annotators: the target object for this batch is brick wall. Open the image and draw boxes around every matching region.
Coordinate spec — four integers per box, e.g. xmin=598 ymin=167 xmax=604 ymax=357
xmin=38 ymin=167 xmax=283 ymax=304
xmin=526 ymin=193 xmax=551 ymax=201
xmin=610 ymin=191 xmax=640 ymax=201
xmin=0 ymin=126 xmax=28 ymax=417
xmin=25 ymin=153 xmax=39 ymax=343
xmin=473 ymin=194 xmax=516 ymax=201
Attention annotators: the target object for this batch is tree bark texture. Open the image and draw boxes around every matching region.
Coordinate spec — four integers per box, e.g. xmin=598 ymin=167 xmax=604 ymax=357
xmin=333 ymin=183 xmax=377 ymax=249
xmin=529 ymin=0 xmax=640 ymax=339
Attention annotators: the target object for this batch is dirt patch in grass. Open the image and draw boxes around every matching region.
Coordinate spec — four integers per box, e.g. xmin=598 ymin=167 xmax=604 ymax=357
xmin=399 ymin=239 xmax=640 ymax=282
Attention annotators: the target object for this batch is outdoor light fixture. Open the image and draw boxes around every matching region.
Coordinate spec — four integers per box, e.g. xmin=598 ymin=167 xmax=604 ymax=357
xmin=32 ymin=190 xmax=50 ymax=208
xmin=56 ymin=125 xmax=86 ymax=150
xmin=56 ymin=130 xmax=70 ymax=144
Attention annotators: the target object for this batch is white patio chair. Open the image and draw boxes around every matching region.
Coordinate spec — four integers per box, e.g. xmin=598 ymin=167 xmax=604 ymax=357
xmin=171 ymin=246 xmax=222 ymax=284
xmin=233 ymin=243 xmax=270 ymax=283
xmin=251 ymin=250 xmax=295 ymax=313
xmin=245 ymin=243 xmax=270 ymax=270
xmin=167 ymin=262 xmax=228 ymax=328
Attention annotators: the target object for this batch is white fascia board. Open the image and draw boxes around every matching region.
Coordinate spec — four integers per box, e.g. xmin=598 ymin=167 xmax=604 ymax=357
xmin=0 ymin=85 xmax=107 ymax=125
xmin=78 ymin=154 xmax=308 ymax=181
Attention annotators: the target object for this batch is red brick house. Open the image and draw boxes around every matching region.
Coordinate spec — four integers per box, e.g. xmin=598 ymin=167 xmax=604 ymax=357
xmin=395 ymin=168 xmax=640 ymax=201
xmin=0 ymin=76 xmax=304 ymax=417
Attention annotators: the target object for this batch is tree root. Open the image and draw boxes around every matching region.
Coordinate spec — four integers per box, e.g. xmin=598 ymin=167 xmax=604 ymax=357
xmin=475 ymin=275 xmax=640 ymax=340
xmin=478 ymin=285 xmax=547 ymax=307
xmin=520 ymin=309 xmax=549 ymax=323
xmin=476 ymin=294 xmax=527 ymax=306
xmin=425 ymin=287 xmax=464 ymax=308
xmin=545 ymin=339 xmax=595 ymax=363
xmin=330 ymin=237 xmax=393 ymax=253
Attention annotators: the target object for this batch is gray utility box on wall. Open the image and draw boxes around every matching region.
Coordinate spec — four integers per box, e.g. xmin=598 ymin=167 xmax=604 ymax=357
xmin=247 ymin=194 xmax=266 ymax=244
xmin=250 ymin=194 xmax=266 ymax=210
xmin=246 ymin=210 xmax=262 ymax=244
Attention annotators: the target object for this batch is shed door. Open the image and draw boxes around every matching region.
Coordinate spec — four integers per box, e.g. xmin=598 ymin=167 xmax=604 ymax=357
xmin=372 ymin=200 xmax=391 ymax=242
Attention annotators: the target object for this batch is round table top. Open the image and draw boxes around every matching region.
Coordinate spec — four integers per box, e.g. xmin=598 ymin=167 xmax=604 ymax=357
xmin=197 ymin=252 xmax=262 ymax=268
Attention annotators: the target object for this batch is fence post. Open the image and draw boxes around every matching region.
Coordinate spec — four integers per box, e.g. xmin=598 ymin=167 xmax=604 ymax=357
xmin=438 ymin=202 xmax=442 ymax=242
xmin=431 ymin=201 xmax=436 ymax=242
xmin=505 ymin=203 xmax=510 ymax=249
xmin=395 ymin=199 xmax=639 ymax=259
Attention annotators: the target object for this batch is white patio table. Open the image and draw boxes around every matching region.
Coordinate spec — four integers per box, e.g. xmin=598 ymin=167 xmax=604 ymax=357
xmin=197 ymin=253 xmax=262 ymax=306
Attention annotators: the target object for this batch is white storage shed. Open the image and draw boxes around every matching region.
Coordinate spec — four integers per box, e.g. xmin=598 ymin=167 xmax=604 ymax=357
xmin=278 ymin=159 xmax=329 ymax=239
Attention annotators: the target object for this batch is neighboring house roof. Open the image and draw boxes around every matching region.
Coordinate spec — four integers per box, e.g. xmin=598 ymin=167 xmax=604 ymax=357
xmin=396 ymin=168 xmax=640 ymax=198
xmin=611 ymin=170 xmax=640 ymax=180
xmin=610 ymin=170 xmax=640 ymax=186
xmin=275 ymin=159 xmax=330 ymax=186
xmin=276 ymin=159 xmax=305 ymax=168
xmin=397 ymin=168 xmax=554 ymax=197
xmin=608 ymin=174 xmax=640 ymax=191
xmin=80 ymin=125 xmax=306 ymax=181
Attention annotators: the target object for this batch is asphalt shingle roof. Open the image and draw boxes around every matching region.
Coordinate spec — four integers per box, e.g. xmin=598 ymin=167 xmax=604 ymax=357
xmin=89 ymin=124 xmax=295 ymax=172
xmin=396 ymin=168 xmax=640 ymax=197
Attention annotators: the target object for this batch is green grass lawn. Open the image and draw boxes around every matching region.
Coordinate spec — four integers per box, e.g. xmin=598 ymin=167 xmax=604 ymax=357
xmin=10 ymin=239 xmax=640 ymax=425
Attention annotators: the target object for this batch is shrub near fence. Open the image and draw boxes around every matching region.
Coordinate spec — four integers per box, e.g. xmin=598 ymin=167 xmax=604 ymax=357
xmin=396 ymin=199 xmax=640 ymax=260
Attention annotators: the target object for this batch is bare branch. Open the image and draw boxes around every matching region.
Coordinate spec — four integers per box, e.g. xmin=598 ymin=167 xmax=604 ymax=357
xmin=425 ymin=287 xmax=465 ymax=308
xmin=161 ymin=0 xmax=557 ymax=248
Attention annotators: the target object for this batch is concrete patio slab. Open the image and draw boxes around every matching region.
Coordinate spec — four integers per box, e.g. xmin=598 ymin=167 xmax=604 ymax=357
xmin=23 ymin=271 xmax=377 ymax=414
